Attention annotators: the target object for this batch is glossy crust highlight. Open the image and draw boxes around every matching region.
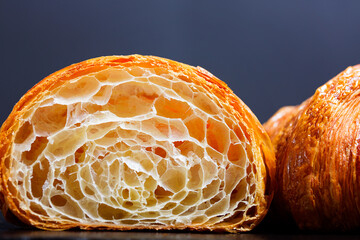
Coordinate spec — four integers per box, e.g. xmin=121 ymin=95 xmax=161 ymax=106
xmin=264 ymin=65 xmax=360 ymax=231
xmin=0 ymin=55 xmax=275 ymax=232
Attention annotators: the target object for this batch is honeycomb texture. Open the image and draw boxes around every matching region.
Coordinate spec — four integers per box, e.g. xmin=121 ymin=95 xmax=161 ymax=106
xmin=0 ymin=55 xmax=274 ymax=232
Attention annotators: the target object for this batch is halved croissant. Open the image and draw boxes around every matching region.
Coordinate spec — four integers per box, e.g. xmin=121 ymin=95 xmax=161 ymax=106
xmin=0 ymin=55 xmax=275 ymax=232
xmin=264 ymin=65 xmax=360 ymax=231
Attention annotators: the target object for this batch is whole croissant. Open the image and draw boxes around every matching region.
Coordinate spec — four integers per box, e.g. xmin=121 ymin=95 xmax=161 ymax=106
xmin=264 ymin=65 xmax=360 ymax=231
xmin=0 ymin=55 xmax=275 ymax=232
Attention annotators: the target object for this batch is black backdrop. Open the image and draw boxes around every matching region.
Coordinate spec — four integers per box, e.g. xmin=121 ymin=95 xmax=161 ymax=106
xmin=2 ymin=0 xmax=360 ymax=123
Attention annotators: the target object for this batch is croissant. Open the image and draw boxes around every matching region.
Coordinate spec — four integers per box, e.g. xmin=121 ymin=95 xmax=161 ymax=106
xmin=0 ymin=55 xmax=275 ymax=232
xmin=264 ymin=65 xmax=360 ymax=231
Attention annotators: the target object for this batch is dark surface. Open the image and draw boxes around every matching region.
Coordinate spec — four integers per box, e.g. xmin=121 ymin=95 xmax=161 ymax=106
xmin=1 ymin=231 xmax=360 ymax=240
xmin=0 ymin=222 xmax=360 ymax=240
xmin=1 ymin=0 xmax=360 ymax=239
xmin=0 ymin=211 xmax=359 ymax=239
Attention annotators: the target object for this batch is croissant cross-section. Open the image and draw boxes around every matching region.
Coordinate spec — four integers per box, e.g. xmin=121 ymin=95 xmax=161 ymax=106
xmin=0 ymin=55 xmax=274 ymax=232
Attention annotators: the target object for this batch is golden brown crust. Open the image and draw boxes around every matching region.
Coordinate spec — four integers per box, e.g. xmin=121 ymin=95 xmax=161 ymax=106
xmin=264 ymin=65 xmax=360 ymax=231
xmin=0 ymin=55 xmax=275 ymax=232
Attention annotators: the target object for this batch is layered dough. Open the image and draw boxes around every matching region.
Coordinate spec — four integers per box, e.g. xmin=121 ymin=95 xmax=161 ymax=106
xmin=0 ymin=55 xmax=274 ymax=232
xmin=264 ymin=65 xmax=360 ymax=231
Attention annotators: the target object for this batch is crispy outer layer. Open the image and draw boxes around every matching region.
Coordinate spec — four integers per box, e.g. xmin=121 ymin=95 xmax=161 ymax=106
xmin=264 ymin=65 xmax=360 ymax=231
xmin=0 ymin=55 xmax=275 ymax=232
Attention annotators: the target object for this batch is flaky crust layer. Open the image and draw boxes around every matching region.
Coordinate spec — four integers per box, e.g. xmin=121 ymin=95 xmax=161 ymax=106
xmin=0 ymin=55 xmax=275 ymax=232
xmin=264 ymin=65 xmax=360 ymax=231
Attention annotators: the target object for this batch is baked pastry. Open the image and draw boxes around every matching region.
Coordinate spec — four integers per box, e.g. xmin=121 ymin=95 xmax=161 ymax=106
xmin=0 ymin=55 xmax=275 ymax=232
xmin=264 ymin=65 xmax=360 ymax=231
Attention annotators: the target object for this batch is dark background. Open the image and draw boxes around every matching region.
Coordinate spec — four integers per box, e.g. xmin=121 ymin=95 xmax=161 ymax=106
xmin=2 ymin=0 xmax=360 ymax=124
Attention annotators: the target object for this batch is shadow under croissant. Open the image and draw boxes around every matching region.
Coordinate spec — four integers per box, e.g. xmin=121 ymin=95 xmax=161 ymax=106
xmin=1 ymin=222 xmax=360 ymax=240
